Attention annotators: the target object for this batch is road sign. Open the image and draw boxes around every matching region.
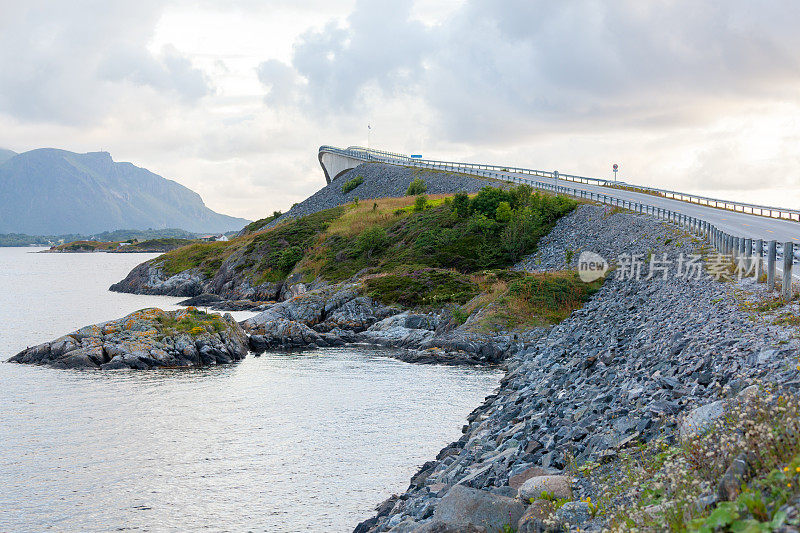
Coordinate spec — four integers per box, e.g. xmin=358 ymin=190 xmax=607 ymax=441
xmin=410 ymin=154 xmax=422 ymax=159
xmin=613 ymin=164 xmax=618 ymax=171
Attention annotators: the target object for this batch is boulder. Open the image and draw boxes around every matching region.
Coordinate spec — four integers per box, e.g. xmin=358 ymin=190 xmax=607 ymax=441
xmin=554 ymin=501 xmax=591 ymax=528
xmin=518 ymin=475 xmax=573 ymax=501
xmin=680 ymin=400 xmax=724 ymax=442
xmin=432 ymin=485 xmax=525 ymax=532
xmin=509 ymin=466 xmax=559 ymax=490
xmin=517 ymin=499 xmax=556 ymax=533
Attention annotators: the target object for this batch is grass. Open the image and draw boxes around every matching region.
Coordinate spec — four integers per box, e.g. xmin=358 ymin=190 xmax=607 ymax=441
xmin=160 ymin=240 xmax=236 ymax=278
xmin=461 ymin=270 xmax=604 ymax=332
xmin=154 ymin=307 xmax=226 ymax=338
xmin=156 ymin=206 xmax=345 ymax=282
xmin=596 ymin=384 xmax=800 ymax=531
xmin=241 ymin=210 xmax=283 ymax=235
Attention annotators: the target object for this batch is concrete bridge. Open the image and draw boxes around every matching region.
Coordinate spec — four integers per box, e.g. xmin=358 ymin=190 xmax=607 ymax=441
xmin=319 ymin=145 xmax=799 ymax=291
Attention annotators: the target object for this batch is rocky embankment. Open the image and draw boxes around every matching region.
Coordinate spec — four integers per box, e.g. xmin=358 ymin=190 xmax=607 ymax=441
xmin=7 ymin=307 xmax=248 ymax=369
xmin=355 ymin=206 xmax=800 ymax=532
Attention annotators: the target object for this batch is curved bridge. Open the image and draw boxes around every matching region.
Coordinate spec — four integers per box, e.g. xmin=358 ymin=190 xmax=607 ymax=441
xmin=318 ymin=144 xmax=798 ymax=286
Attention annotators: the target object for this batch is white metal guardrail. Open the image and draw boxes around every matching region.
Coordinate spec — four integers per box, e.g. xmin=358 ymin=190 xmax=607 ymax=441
xmin=319 ymin=145 xmax=799 ymax=292
xmin=321 ymin=145 xmax=800 ymax=222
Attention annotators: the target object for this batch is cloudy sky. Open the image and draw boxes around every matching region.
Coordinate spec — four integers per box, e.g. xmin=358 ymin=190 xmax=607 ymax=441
xmin=1 ymin=0 xmax=799 ymax=220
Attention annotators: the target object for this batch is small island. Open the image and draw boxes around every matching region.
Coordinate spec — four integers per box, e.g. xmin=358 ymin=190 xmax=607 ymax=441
xmin=8 ymin=307 xmax=248 ymax=369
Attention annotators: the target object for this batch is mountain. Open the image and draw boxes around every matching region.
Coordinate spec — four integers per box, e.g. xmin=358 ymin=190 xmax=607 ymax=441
xmin=0 ymin=148 xmax=16 ymax=165
xmin=0 ymin=148 xmax=249 ymax=235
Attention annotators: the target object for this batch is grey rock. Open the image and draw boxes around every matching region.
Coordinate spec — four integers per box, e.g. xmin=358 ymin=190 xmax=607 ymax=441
xmin=432 ymin=485 xmax=525 ymax=532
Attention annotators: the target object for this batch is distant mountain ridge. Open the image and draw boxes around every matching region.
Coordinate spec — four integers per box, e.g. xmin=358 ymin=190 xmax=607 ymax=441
xmin=0 ymin=148 xmax=249 ymax=234
xmin=0 ymin=148 xmax=16 ymax=165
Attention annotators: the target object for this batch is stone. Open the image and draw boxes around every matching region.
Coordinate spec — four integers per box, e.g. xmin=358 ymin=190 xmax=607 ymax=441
xmin=411 ymin=521 xmax=486 ymax=533
xmin=680 ymin=400 xmax=724 ymax=442
xmin=7 ymin=307 xmax=248 ymax=370
xmin=518 ymin=475 xmax=573 ymax=501
xmin=509 ymin=466 xmax=556 ymax=490
xmin=718 ymin=453 xmax=751 ymax=501
xmin=517 ymin=500 xmax=556 ymax=533
xmin=554 ymin=501 xmax=591 ymax=528
xmin=432 ymin=485 xmax=525 ymax=532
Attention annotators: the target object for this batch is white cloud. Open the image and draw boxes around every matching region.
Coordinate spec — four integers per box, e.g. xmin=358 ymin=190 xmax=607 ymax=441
xmin=1 ymin=0 xmax=799 ymax=222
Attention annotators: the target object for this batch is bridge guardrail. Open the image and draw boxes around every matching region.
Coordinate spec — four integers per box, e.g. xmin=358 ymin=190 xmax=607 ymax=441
xmin=319 ymin=145 xmax=798 ymax=294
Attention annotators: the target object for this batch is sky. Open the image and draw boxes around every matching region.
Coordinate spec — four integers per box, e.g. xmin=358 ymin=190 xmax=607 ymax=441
xmin=0 ymin=0 xmax=798 ymax=220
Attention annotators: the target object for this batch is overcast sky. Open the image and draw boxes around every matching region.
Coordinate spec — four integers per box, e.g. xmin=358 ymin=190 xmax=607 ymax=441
xmin=1 ymin=0 xmax=798 ymax=219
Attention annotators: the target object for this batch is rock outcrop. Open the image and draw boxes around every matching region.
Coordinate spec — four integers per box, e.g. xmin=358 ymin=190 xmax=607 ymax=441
xmin=7 ymin=307 xmax=248 ymax=370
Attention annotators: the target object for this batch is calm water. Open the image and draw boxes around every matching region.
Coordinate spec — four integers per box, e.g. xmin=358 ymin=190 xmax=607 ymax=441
xmin=0 ymin=247 xmax=500 ymax=532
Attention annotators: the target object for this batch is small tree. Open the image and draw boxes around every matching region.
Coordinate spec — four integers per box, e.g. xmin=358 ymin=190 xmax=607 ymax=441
xmin=413 ymin=194 xmax=428 ymax=212
xmin=406 ymin=178 xmax=427 ymax=196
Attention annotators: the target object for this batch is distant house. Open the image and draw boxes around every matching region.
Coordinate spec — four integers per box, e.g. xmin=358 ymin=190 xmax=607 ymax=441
xmin=199 ymin=234 xmax=228 ymax=242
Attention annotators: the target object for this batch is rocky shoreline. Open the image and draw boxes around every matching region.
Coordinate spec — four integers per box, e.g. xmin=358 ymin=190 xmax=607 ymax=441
xmin=8 ymin=307 xmax=249 ymax=370
xmin=353 ymin=206 xmax=800 ymax=532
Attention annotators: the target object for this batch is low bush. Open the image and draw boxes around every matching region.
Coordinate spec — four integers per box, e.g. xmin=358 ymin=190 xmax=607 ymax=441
xmin=364 ymin=268 xmax=479 ymax=307
xmin=341 ymin=175 xmax=365 ymax=194
xmin=406 ymin=178 xmax=427 ymax=195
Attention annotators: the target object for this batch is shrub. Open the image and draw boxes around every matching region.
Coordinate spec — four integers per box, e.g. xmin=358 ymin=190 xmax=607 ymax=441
xmin=365 ymin=268 xmax=479 ymax=307
xmin=406 ymin=178 xmax=427 ymax=195
xmin=342 ymin=175 xmax=364 ymax=194
xmin=495 ymin=201 xmax=512 ymax=222
xmin=452 ymin=192 xmax=471 ymax=218
xmin=276 ymin=246 xmax=304 ymax=273
xmin=470 ymin=187 xmax=514 ymax=218
xmin=356 ymin=226 xmax=388 ymax=256
xmin=414 ymin=194 xmax=428 ymax=212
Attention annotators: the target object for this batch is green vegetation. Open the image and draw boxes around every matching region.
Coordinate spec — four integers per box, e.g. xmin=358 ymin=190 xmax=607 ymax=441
xmin=155 ymin=307 xmax=226 ymax=338
xmin=50 ymin=237 xmax=199 ymax=253
xmin=462 ymin=270 xmax=603 ymax=331
xmin=406 ymin=177 xmax=427 ymax=195
xmin=161 ymin=240 xmax=234 ymax=278
xmin=0 ymin=228 xmax=197 ymax=247
xmin=159 ymin=206 xmax=345 ymax=283
xmin=150 ymin=186 xmax=579 ymax=315
xmin=364 ymin=268 xmax=479 ymax=307
xmin=341 ymin=175 xmax=364 ymax=194
xmin=242 ymin=210 xmax=283 ymax=235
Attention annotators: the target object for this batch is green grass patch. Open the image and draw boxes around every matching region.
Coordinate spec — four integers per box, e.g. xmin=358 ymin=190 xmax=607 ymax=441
xmin=160 ymin=240 xmax=235 ymax=278
xmin=341 ymin=175 xmax=364 ymax=193
xmin=465 ymin=270 xmax=603 ymax=332
xmin=155 ymin=308 xmax=226 ymax=338
xmin=364 ymin=268 xmax=479 ymax=308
